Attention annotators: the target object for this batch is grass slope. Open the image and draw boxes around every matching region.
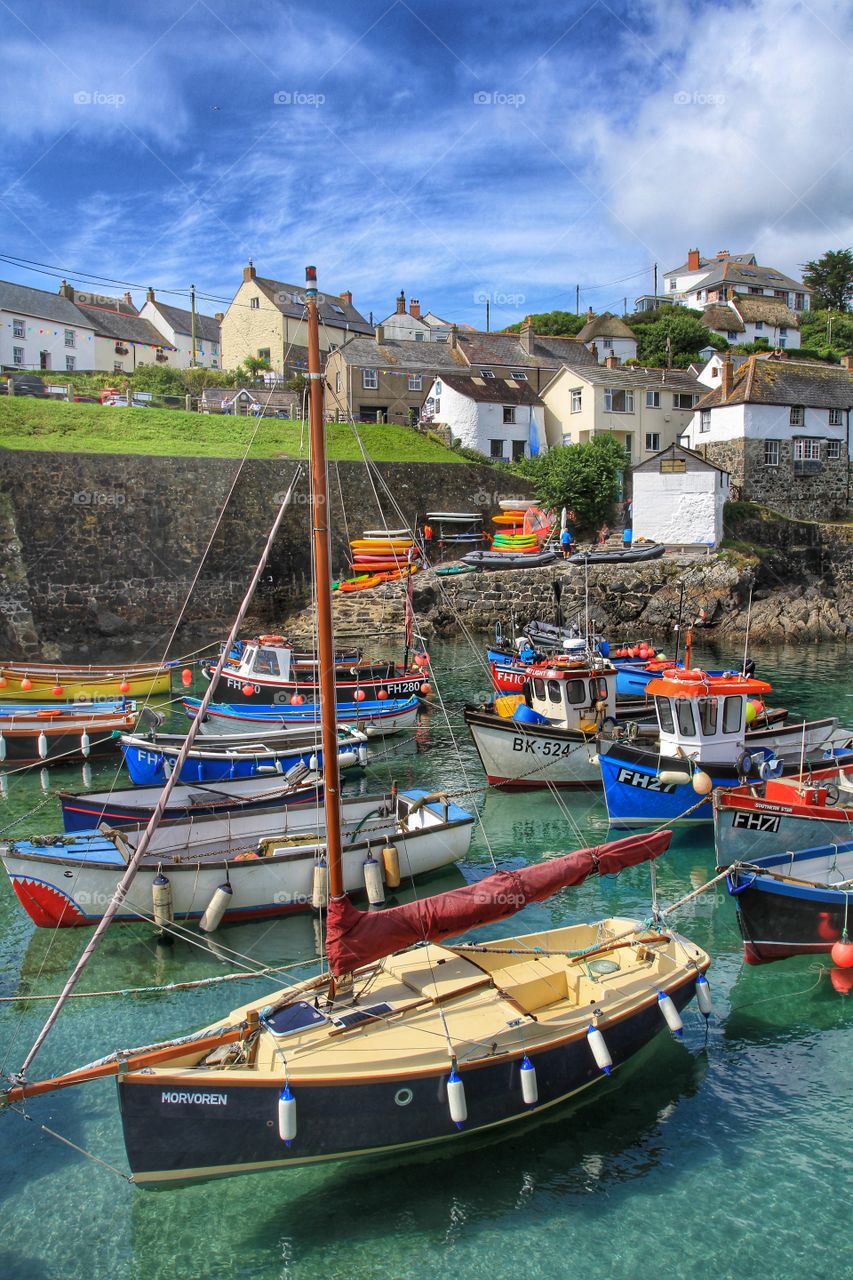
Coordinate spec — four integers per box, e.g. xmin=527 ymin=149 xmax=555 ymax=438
xmin=0 ymin=398 xmax=462 ymax=462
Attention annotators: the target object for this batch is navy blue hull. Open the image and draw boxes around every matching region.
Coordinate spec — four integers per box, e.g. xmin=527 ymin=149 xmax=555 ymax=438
xmin=119 ymin=975 xmax=700 ymax=1184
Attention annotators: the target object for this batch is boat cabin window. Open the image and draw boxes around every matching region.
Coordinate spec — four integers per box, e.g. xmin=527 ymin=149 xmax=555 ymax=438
xmin=590 ymin=676 xmax=608 ymax=702
xmin=532 ymin=678 xmax=546 ymax=700
xmin=566 ymin=679 xmax=587 ymax=705
xmin=253 ymin=648 xmax=281 ymax=676
xmin=723 ymin=696 xmax=743 ymax=734
xmin=656 ymin=697 xmax=675 ymax=733
xmin=676 ymin=699 xmax=697 ymax=736
xmin=547 ymin=680 xmax=562 ymax=705
xmin=698 ymin=697 xmax=718 ymax=735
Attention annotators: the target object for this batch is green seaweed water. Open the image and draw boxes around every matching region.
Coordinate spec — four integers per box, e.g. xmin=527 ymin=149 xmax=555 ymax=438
xmin=0 ymin=638 xmax=850 ymax=1280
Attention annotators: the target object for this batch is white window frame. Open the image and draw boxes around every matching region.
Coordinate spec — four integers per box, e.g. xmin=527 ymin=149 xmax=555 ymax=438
xmin=65 ymin=355 xmax=76 ymax=371
xmin=489 ymin=439 xmax=505 ymax=459
xmin=12 ymin=317 xmax=25 ymax=338
xmin=604 ymin=388 xmax=634 ymax=413
xmin=335 ymin=371 xmax=341 ymax=394
xmin=673 ymin=393 xmax=696 ymax=410
xmin=828 ymin=408 xmax=842 ymax=426
xmin=827 ymin=440 xmax=842 ymax=460
xmin=407 ymin=373 xmax=422 ymax=391
xmin=764 ymin=439 xmax=779 ymax=466
xmin=502 ymin=405 xmax=517 ymax=424
xmin=789 ymin=406 xmax=804 ymax=426
xmin=434 ymin=380 xmax=442 ymax=395
xmin=645 ymin=390 xmax=660 ymax=408
xmin=570 ymin=388 xmax=582 ymax=413
xmin=64 ymin=329 xmax=75 ymax=348
xmin=699 ymin=410 xmax=711 ymax=433
xmin=509 ymin=370 xmax=528 ymax=381
xmin=793 ymin=438 xmax=820 ymax=461
xmin=480 ymin=369 xmax=495 ymax=379
xmin=362 ymin=368 xmax=378 ymax=390
xmin=12 ymin=346 xmax=24 ymax=366
xmin=645 ymin=431 xmax=661 ymax=452
xmin=114 ymin=361 xmax=124 ymax=373
xmin=250 ymin=296 xmax=260 ymax=309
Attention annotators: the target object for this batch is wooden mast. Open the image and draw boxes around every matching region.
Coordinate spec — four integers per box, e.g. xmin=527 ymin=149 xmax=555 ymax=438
xmin=305 ymin=266 xmax=344 ymax=899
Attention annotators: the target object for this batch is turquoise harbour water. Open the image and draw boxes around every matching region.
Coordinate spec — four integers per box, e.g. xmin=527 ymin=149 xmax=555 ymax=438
xmin=0 ymin=638 xmax=851 ymax=1280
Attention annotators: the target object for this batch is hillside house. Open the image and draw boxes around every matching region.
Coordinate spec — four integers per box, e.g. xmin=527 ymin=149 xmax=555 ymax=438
xmin=139 ymin=289 xmax=222 ymax=368
xmin=574 ymin=310 xmax=638 ymax=363
xmin=421 ymin=373 xmax=545 ymax=460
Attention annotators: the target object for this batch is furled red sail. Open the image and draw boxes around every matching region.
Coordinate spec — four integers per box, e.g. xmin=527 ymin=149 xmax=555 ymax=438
xmin=325 ymin=830 xmax=672 ymax=976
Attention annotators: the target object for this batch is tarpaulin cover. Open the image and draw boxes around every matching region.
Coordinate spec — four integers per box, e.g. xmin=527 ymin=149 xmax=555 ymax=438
xmin=325 ymin=829 xmax=671 ymax=976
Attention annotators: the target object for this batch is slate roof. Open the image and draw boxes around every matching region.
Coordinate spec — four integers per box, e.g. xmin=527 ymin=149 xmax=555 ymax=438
xmin=555 ymin=364 xmax=702 ymax=393
xmin=531 ymin=334 xmax=598 ymax=365
xmin=75 ymin=304 xmax=174 ymax=348
xmin=456 ymin=330 xmax=596 ymax=369
xmin=695 ymin=356 xmax=853 ymax=411
xmin=0 ymin=279 xmax=95 ymax=328
xmin=336 ymin=336 xmax=467 ymax=371
xmin=72 ymin=291 xmax=138 ymax=316
xmin=701 ymin=304 xmax=745 ymax=333
xmin=432 ymin=373 xmax=543 ymax=406
xmin=150 ymin=301 xmax=221 ymax=343
xmin=252 ymin=276 xmax=373 ymax=333
xmin=574 ymin=313 xmax=637 ymax=342
xmin=666 ymin=252 xmax=755 ymax=276
xmin=696 ymin=261 xmax=805 ymax=295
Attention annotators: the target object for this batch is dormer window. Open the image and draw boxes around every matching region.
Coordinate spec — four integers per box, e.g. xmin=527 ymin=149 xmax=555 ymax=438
xmin=480 ymin=369 xmax=495 ymax=379
xmin=509 ymin=370 xmax=528 ymax=380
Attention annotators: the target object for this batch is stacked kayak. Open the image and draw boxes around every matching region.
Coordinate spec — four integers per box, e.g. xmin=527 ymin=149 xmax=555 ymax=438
xmin=337 ymin=528 xmax=419 ymax=592
xmin=465 ymin=503 xmax=555 ymax=569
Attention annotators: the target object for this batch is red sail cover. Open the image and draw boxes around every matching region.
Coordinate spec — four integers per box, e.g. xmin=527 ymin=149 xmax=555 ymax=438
xmin=325 ymin=830 xmax=672 ymax=976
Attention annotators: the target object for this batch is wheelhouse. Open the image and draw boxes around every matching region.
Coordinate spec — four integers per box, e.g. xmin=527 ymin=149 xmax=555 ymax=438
xmin=526 ymin=661 xmax=617 ymax=729
xmin=646 ymin=670 xmax=772 ymax=764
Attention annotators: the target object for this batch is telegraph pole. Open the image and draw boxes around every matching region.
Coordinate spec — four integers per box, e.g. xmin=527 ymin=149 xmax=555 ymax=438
xmin=575 ymin=284 xmax=580 ymax=314
xmin=190 ymin=284 xmax=197 ymax=367
xmin=653 ymin=263 xmax=658 ymax=300
xmin=485 ymin=298 xmax=490 ymax=332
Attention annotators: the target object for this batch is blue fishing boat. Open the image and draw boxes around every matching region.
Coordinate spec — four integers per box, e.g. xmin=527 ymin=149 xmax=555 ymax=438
xmin=725 ymin=838 xmax=853 ymax=965
xmin=118 ymin=725 xmax=368 ymax=785
xmin=182 ymin=693 xmax=420 ymax=737
xmin=599 ymin=657 xmax=853 ymax=827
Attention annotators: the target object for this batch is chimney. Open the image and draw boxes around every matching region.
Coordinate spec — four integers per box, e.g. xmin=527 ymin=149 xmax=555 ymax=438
xmin=409 ymin=298 xmax=421 ymax=319
xmin=123 ymin=291 xmax=134 ymax=307
xmin=605 ymin=354 xmax=619 ymax=369
xmin=520 ymin=315 xmax=534 ymax=356
xmin=727 ymin=287 xmax=736 ymax=303
xmin=448 ymin=323 xmax=458 ymax=349
xmin=687 ymin=248 xmax=701 ymax=272
xmin=842 ymin=353 xmax=853 ymax=370
xmin=243 ymin=260 xmax=256 ymax=282
xmin=58 ymin=279 xmax=75 ymax=301
xmin=587 ymin=306 xmax=594 ymax=321
xmin=340 ymin=290 xmax=352 ymax=306
xmin=374 ymin=324 xmax=385 ymax=344
xmin=720 ymin=353 xmax=734 ymax=399
xmin=396 ymin=290 xmax=406 ymax=315
xmin=215 ymin=312 xmax=224 ymax=323
xmin=716 ymin=249 xmax=730 ymax=260
xmin=146 ymin=286 xmax=155 ymax=303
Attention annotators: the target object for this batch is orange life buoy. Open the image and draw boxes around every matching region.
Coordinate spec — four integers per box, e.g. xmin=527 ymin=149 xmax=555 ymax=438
xmin=37 ymin=708 xmax=62 ymax=718
xmin=259 ymin=634 xmax=285 ymax=645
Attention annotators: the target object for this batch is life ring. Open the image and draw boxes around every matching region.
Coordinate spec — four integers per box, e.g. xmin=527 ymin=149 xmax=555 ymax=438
xmin=664 ymin=667 xmax=703 ymax=682
xmin=259 ymin=634 xmax=285 ymax=645
xmin=37 ymin=708 xmax=62 ymax=718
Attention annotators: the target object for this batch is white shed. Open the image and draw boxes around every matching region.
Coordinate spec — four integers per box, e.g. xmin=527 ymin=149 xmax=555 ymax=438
xmin=631 ymin=444 xmax=729 ymax=549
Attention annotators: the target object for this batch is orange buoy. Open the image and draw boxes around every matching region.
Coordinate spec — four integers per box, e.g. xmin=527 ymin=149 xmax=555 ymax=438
xmin=242 ymin=684 xmax=254 ymax=697
xmin=52 ymin=684 xmax=64 ymax=696
xmin=816 ymin=911 xmax=839 ymax=942
xmin=119 ymin=680 xmax=131 ymax=694
xmin=20 ymin=677 xmax=33 ymax=691
xmin=291 ymin=694 xmax=304 ymax=705
xmin=181 ymin=668 xmax=193 ymax=687
xmin=0 ymin=675 xmax=6 ymax=688
xmin=420 ymin=683 xmax=432 ymax=696
xmin=377 ymin=689 xmax=389 ymax=700
xmin=830 ymin=968 xmax=853 ymax=995
xmin=830 ymin=938 xmax=853 ymax=968
xmin=354 ymin=688 xmax=366 ymax=702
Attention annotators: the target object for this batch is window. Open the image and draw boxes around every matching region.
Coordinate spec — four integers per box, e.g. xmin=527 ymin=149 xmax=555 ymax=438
xmin=512 ymin=439 xmax=526 ymax=461
xmin=656 ymin=697 xmax=675 ymax=733
xmin=749 ymin=288 xmax=763 ymax=296
xmin=509 ymin=370 xmax=528 ymax=381
xmin=700 ymin=410 xmax=711 ymax=433
xmin=789 ymin=406 xmax=804 ymax=426
xmin=113 ymin=361 xmax=123 ymax=373
xmin=645 ymin=432 xmax=661 ymax=452
xmin=65 ymin=355 xmax=76 ymax=371
xmin=673 ymin=393 xmax=696 ymax=410
xmin=252 ymin=648 xmax=281 ymax=676
xmin=408 ymin=374 xmax=422 ymax=391
xmin=414 ymin=331 xmax=424 ymax=341
xmin=211 ymin=342 xmax=218 ymax=354
xmin=794 ymin=293 xmax=805 ymax=310
xmin=12 ymin=346 xmax=24 ymax=366
xmin=727 ymin=330 xmax=738 ymax=341
xmin=258 ymin=348 xmax=271 ymax=362
xmin=64 ymin=329 xmax=75 ymax=348
xmin=711 ymin=366 xmax=719 ymax=378
xmin=774 ymin=290 xmax=789 ymax=300
xmin=480 ymin=369 xmax=495 ymax=379
xmin=604 ymin=388 xmax=634 ymax=412
xmin=722 ymin=696 xmax=742 ymax=734
xmin=490 ymin=439 xmax=505 ymax=459
xmin=602 ymin=338 xmax=613 ymax=350
xmin=331 ymin=304 xmax=344 ymax=315
xmin=250 ymin=297 xmax=260 ymax=309
xmin=434 ymin=380 xmax=442 ymax=395
xmin=829 ymin=408 xmax=842 ymax=426
xmin=502 ymin=406 xmax=516 ymax=424
xmin=571 ymin=388 xmax=582 ymax=413
xmin=764 ymin=440 xmax=779 ymax=466
xmin=566 ymin=680 xmax=586 ymax=705
xmin=698 ymin=697 xmax=718 ymax=735
xmin=676 ymin=700 xmax=697 ymax=736
xmin=660 ymin=457 xmax=686 ymax=473
xmin=532 ymin=678 xmax=545 ymax=701
xmin=793 ymin=438 xmax=821 ymax=461
xmin=779 ymin=337 xmax=787 ymax=348
xmin=827 ymin=441 xmax=842 ymax=460
xmin=12 ymin=317 xmax=25 ymax=338
xmin=668 ymin=278 xmax=677 ymax=291
xmin=433 ymin=399 xmax=441 ymax=415
xmin=779 ymin=327 xmax=788 ymax=336
xmin=362 ymin=369 xmax=378 ymax=389
xmin=645 ymin=390 xmax=660 ymax=408
xmin=335 ymin=371 xmax=341 ymax=394
xmin=754 ymin=321 xmax=764 ymax=332
xmin=547 ymin=680 xmax=562 ymax=705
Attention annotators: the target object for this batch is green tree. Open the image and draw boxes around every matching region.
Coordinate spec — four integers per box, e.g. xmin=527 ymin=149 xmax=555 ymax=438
xmin=514 ymin=435 xmax=628 ymax=531
xmin=800 ymin=307 xmax=853 ymax=359
xmin=503 ymin=311 xmax=586 ymax=336
xmin=801 ymin=249 xmax=853 ymax=312
xmin=634 ymin=311 xmax=725 ymax=367
xmin=130 ymin=363 xmax=186 ymax=394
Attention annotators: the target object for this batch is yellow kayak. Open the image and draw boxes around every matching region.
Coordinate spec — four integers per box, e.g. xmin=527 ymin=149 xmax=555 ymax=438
xmin=0 ymin=661 xmax=173 ymax=701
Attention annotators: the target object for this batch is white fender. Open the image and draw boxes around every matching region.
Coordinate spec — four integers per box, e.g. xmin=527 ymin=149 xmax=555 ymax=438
xmin=587 ymin=1024 xmax=612 ymax=1074
xmin=520 ymin=1054 xmax=538 ymax=1105
xmin=80 ymin=731 xmax=91 ymax=759
xmin=695 ymin=973 xmax=712 ymax=1018
xmin=200 ymin=882 xmax=233 ymax=932
xmin=658 ymin=990 xmax=684 ymax=1037
xmin=363 ymin=853 xmax=385 ymax=906
xmin=152 ymin=871 xmax=174 ymax=930
xmin=278 ymin=1085 xmax=297 ymax=1144
xmin=312 ymin=860 xmax=328 ymax=910
xmin=447 ymin=1067 xmax=467 ymax=1126
xmin=37 ymin=731 xmax=48 ymax=760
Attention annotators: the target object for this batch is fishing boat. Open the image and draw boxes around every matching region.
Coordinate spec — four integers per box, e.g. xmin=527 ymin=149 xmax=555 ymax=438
xmin=714 ymin=764 xmax=853 ymax=867
xmin=205 ymin=637 xmax=427 ymax=705
xmin=1 ymin=267 xmax=712 ymax=1187
xmin=0 ymin=703 xmax=137 ymax=766
xmin=598 ymin=640 xmax=853 ymax=826
xmin=57 ymin=772 xmax=323 ymax=833
xmin=0 ymin=659 xmax=173 ymax=701
xmin=118 ymin=723 xmax=368 ymax=785
xmin=725 ymin=839 xmax=853 ymax=964
xmin=2 ymin=789 xmax=475 ymax=928
xmin=183 ymin=694 xmax=420 ymax=737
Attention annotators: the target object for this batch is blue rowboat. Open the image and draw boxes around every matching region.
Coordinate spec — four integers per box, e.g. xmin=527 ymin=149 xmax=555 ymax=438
xmin=118 ymin=727 xmax=368 ymax=786
xmin=182 ymin=694 xmax=419 ymax=738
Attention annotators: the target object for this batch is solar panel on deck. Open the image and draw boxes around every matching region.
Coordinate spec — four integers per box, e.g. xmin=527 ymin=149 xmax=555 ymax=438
xmin=261 ymin=1001 xmax=327 ymax=1036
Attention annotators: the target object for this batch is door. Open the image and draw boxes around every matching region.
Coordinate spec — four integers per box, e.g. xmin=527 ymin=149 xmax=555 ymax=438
xmin=40 ymin=350 xmax=50 ymax=370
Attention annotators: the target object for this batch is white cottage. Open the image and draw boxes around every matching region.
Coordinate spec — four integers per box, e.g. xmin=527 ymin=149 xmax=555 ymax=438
xmin=139 ymin=289 xmax=222 ymax=368
xmin=0 ymin=279 xmax=96 ymax=372
xmin=631 ymin=444 xmax=729 ymax=549
xmin=574 ymin=311 xmax=638 ymax=364
xmin=422 ymin=374 xmax=546 ymax=460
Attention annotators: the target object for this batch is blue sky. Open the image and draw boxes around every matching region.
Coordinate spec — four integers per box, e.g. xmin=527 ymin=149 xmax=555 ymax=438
xmin=1 ymin=0 xmax=851 ymax=328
